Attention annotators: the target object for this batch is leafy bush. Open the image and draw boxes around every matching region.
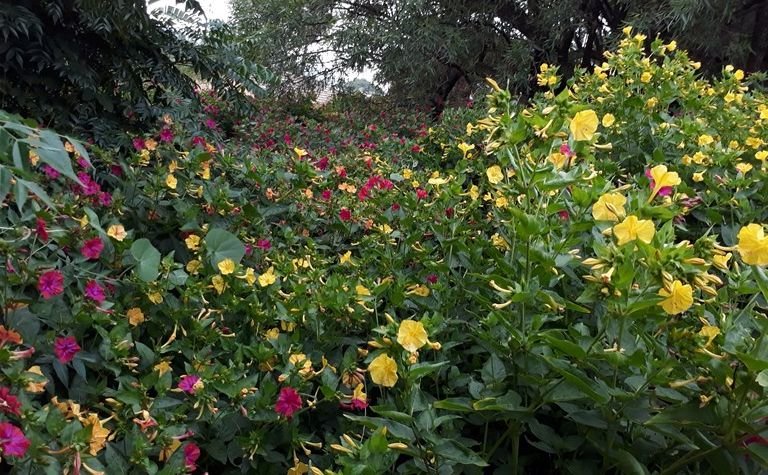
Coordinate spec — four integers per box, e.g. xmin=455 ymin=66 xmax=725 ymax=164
xmin=0 ymin=30 xmax=767 ymax=474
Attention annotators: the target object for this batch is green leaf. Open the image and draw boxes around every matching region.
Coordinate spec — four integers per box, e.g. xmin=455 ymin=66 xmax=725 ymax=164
xmin=433 ymin=398 xmax=474 ymax=412
xmin=130 ymin=239 xmax=162 ymax=282
xmin=610 ymin=449 xmax=649 ymax=475
xmin=17 ymin=178 xmax=55 ymax=209
xmin=481 ymin=354 xmax=507 ymax=384
xmin=344 ymin=415 xmax=414 ymax=439
xmin=543 ymin=357 xmax=610 ymax=404
xmin=204 ymin=228 xmax=245 ymax=267
xmin=433 ymin=440 xmax=488 ymax=467
xmin=407 ymin=361 xmax=447 ymax=381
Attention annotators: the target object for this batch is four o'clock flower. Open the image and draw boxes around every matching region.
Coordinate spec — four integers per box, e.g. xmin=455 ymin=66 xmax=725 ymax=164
xmin=54 ymin=335 xmax=81 ymax=364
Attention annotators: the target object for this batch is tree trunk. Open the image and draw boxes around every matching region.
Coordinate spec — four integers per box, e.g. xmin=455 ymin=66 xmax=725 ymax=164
xmin=429 ymin=64 xmax=465 ymax=121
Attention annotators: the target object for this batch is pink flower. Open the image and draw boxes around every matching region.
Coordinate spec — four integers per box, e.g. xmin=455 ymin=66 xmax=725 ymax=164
xmin=204 ymin=118 xmax=218 ymax=129
xmin=411 ymin=144 xmax=422 ymax=153
xmin=321 ymin=189 xmax=332 ymax=201
xmin=391 ymin=203 xmax=400 ymax=212
xmin=38 ymin=270 xmax=64 ymax=299
xmin=314 ymin=156 xmax=329 ymax=171
xmin=0 ymin=387 xmax=21 ymax=416
xmin=192 ymin=136 xmax=206 ymax=148
xmin=36 ymin=218 xmax=49 ymax=241
xmin=0 ymin=422 xmax=30 ymax=457
xmin=558 ymin=210 xmax=570 ymax=220
xmin=256 ymin=239 xmax=271 ymax=251
xmin=339 ymin=208 xmax=352 ymax=222
xmin=445 ymin=207 xmax=454 ymax=218
xmin=110 ymin=165 xmax=123 ymax=177
xmin=81 ymin=238 xmax=104 ymax=260
xmin=77 ymin=157 xmax=90 ymax=169
xmin=645 ymin=169 xmax=673 ymax=197
xmin=178 ymin=375 xmax=202 ymax=394
xmin=426 ymin=274 xmax=438 ymax=284
xmin=159 ymin=128 xmax=174 ymax=143
xmin=84 ymin=280 xmax=105 ymax=304
xmin=98 ymin=192 xmax=112 ymax=207
xmin=275 ymin=386 xmax=302 ymax=419
xmin=54 ymin=335 xmax=80 ymax=364
xmin=184 ymin=442 xmax=201 ymax=472
xmin=416 ymin=188 xmax=428 ymax=200
xmin=42 ymin=165 xmax=60 ymax=180
xmin=560 ymin=143 xmax=574 ymax=158
xmin=132 ymin=137 xmax=146 ymax=151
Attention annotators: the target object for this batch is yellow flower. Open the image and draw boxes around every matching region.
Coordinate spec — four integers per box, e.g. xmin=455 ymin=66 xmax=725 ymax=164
xmin=458 ymin=142 xmax=475 ymax=157
xmin=466 ymin=123 xmax=475 ymax=136
xmin=217 ymin=258 xmax=236 ymax=275
xmin=613 ymin=215 xmax=655 ymax=246
xmin=212 ymin=275 xmax=226 ymax=294
xmin=486 ymin=165 xmax=504 ymax=184
xmin=154 ymin=360 xmax=172 ymax=377
xmin=402 ymin=168 xmax=413 ymax=180
xmin=340 ymin=251 xmax=353 ymax=265
xmin=397 ymin=320 xmax=428 ymax=352
xmin=736 ymin=162 xmax=753 ymax=174
xmin=165 ymin=174 xmax=177 ymax=190
xmin=737 ymin=223 xmax=768 ymax=266
xmin=548 ymin=152 xmax=568 ymax=169
xmin=265 ymin=328 xmax=280 ymax=340
xmin=697 ymin=134 xmax=714 ymax=146
xmin=294 ymin=147 xmax=308 ymax=158
xmin=622 ymin=26 xmax=632 ymax=36
xmin=405 ymin=284 xmax=430 ymax=297
xmin=368 ymin=354 xmax=398 ymax=387
xmin=658 ymin=279 xmax=693 ymax=315
xmin=468 ymin=185 xmax=480 ymax=201
xmin=258 ymin=267 xmax=277 ymax=287
xmin=185 ymin=234 xmax=201 ymax=251
xmin=746 ymin=137 xmax=763 ymax=149
xmin=81 ymin=413 xmax=111 ymax=455
xmin=698 ymin=325 xmax=720 ymax=347
xmin=724 ymin=92 xmax=736 ymax=103
xmin=640 ymin=71 xmax=652 ymax=83
xmin=692 ymin=172 xmax=705 ymax=182
xmin=356 ymin=284 xmax=371 ymax=297
xmin=242 ymin=267 xmax=257 ymax=285
xmin=147 ymin=291 xmax=163 ymax=304
xmin=666 ymin=40 xmax=677 ymax=51
xmin=645 ymin=97 xmax=658 ymax=109
xmin=186 ymin=259 xmax=202 ymax=274
xmin=495 ymin=196 xmax=509 ymax=209
xmin=107 ymin=224 xmax=127 ymax=242
xmin=756 ymin=151 xmax=768 ymax=162
xmin=602 ymin=113 xmax=616 ymax=128
xmin=126 ymin=307 xmax=145 ymax=326
xmin=734 ymin=69 xmax=744 ymax=80
xmin=289 ymin=353 xmax=313 ymax=377
xmin=648 ymin=165 xmax=681 ymax=201
xmin=25 ymin=366 xmax=47 ymax=393
xmin=569 ymin=109 xmax=599 ymax=141
xmin=712 ymin=252 xmax=731 ymax=271
xmin=491 ymin=233 xmax=509 ymax=250
xmin=692 ymin=151 xmax=707 ymax=165
xmin=592 ymin=192 xmax=626 ymax=222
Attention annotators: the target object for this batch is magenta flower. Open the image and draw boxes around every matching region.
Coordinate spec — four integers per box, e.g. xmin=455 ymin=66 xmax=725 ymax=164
xmin=42 ymin=165 xmax=60 ymax=179
xmin=191 ymin=136 xmax=206 ymax=148
xmin=98 ymin=192 xmax=112 ymax=207
xmin=416 ymin=188 xmax=428 ymax=200
xmin=159 ymin=128 xmax=174 ymax=143
xmin=321 ymin=189 xmax=332 ymax=201
xmin=426 ymin=274 xmax=439 ymax=284
xmin=184 ymin=442 xmax=201 ymax=472
xmin=54 ymin=335 xmax=80 ymax=364
xmin=339 ymin=208 xmax=352 ymax=222
xmin=38 ymin=270 xmax=64 ymax=299
xmin=0 ymin=387 xmax=21 ymax=416
xmin=84 ymin=280 xmax=106 ymax=304
xmin=132 ymin=137 xmax=146 ymax=151
xmin=81 ymin=237 xmax=104 ymax=260
xmin=559 ymin=143 xmax=574 ymax=158
xmin=256 ymin=239 xmax=271 ymax=251
xmin=178 ymin=375 xmax=202 ymax=394
xmin=35 ymin=218 xmax=49 ymax=241
xmin=204 ymin=118 xmax=218 ymax=129
xmin=0 ymin=422 xmax=30 ymax=457
xmin=275 ymin=386 xmax=302 ymax=419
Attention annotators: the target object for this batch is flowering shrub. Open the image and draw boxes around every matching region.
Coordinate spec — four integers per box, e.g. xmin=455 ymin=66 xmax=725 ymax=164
xmin=1 ymin=29 xmax=768 ymax=474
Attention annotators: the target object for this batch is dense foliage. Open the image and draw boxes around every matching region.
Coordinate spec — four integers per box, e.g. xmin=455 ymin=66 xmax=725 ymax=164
xmin=0 ymin=0 xmax=270 ymax=145
xmin=1 ymin=32 xmax=768 ymax=474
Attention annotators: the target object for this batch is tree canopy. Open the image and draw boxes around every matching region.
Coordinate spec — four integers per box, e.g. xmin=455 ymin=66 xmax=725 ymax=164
xmin=231 ymin=0 xmax=768 ymax=116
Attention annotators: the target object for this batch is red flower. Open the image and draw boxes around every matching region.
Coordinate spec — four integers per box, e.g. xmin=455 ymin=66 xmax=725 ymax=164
xmin=416 ymin=188 xmax=428 ymax=200
xmin=275 ymin=386 xmax=302 ymax=419
xmin=339 ymin=208 xmax=352 ymax=222
xmin=256 ymin=239 xmax=271 ymax=251
xmin=132 ymin=137 xmax=146 ymax=151
xmin=426 ymin=274 xmax=439 ymax=284
xmin=558 ymin=210 xmax=570 ymax=220
xmin=321 ymin=189 xmax=332 ymax=201
xmin=81 ymin=237 xmax=104 ymax=260
xmin=0 ymin=387 xmax=21 ymax=416
xmin=184 ymin=442 xmax=201 ymax=472
xmin=38 ymin=270 xmax=64 ymax=299
xmin=411 ymin=144 xmax=422 ymax=153
xmin=35 ymin=218 xmax=49 ymax=241
xmin=84 ymin=280 xmax=106 ymax=304
xmin=0 ymin=422 xmax=30 ymax=457
xmin=54 ymin=335 xmax=80 ymax=364
xmin=0 ymin=325 xmax=22 ymax=346
xmin=178 ymin=375 xmax=202 ymax=394
xmin=159 ymin=128 xmax=174 ymax=143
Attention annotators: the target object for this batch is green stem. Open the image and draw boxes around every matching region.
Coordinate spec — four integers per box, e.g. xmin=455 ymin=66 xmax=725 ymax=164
xmin=660 ymin=446 xmax=722 ymax=475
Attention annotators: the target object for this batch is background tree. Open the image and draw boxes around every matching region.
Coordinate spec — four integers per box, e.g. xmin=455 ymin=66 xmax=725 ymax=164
xmin=231 ymin=0 xmax=768 ymax=118
xmin=0 ymin=0 xmax=271 ymax=145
